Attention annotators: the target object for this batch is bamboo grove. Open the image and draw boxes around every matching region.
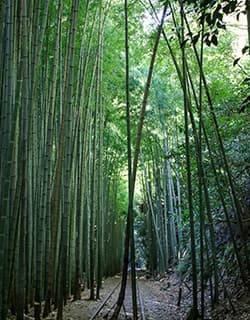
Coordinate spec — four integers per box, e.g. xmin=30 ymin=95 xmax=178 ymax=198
xmin=0 ymin=1 xmax=250 ymax=320
xmin=0 ymin=1 xmax=126 ymax=319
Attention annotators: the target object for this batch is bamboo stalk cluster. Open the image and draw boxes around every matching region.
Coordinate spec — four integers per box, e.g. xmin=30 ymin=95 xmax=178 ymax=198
xmin=0 ymin=1 xmax=124 ymax=320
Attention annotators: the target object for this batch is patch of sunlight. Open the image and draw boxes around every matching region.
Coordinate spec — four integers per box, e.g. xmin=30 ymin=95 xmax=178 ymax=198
xmin=140 ymin=1 xmax=168 ymax=34
xmin=151 ymin=127 xmax=165 ymax=139
xmin=146 ymin=104 xmax=153 ymax=111
xmin=225 ymin=9 xmax=248 ymax=57
xmin=109 ymin=122 xmax=123 ymax=138
xmin=141 ymin=9 xmax=157 ymax=34
xmin=112 ymin=97 xmax=126 ymax=109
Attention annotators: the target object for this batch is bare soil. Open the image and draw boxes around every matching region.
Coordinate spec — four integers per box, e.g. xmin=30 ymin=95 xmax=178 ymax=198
xmin=61 ymin=272 xmax=195 ymax=320
xmin=7 ymin=272 xmax=250 ymax=320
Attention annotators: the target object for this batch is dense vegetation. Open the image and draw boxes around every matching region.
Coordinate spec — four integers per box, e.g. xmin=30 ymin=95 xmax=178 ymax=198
xmin=0 ymin=0 xmax=249 ymax=319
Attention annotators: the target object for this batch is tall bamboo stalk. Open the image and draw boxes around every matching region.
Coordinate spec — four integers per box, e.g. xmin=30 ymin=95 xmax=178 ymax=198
xmin=180 ymin=1 xmax=198 ymax=317
xmin=124 ymin=0 xmax=138 ymax=317
xmin=110 ymin=3 xmax=167 ymax=318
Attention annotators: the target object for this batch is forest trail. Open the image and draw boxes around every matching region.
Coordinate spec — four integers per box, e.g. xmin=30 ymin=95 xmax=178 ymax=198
xmin=51 ymin=271 xmax=250 ymax=320
xmin=6 ymin=271 xmax=250 ymax=320
xmin=61 ymin=272 xmax=192 ymax=320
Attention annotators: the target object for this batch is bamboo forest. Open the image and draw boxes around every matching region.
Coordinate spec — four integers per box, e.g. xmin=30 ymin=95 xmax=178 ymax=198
xmin=0 ymin=0 xmax=250 ymax=319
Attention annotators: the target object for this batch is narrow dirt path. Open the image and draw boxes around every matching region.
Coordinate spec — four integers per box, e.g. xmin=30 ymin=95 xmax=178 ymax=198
xmin=137 ymin=277 xmax=191 ymax=320
xmin=61 ymin=272 xmax=194 ymax=320
xmin=43 ymin=272 xmax=250 ymax=320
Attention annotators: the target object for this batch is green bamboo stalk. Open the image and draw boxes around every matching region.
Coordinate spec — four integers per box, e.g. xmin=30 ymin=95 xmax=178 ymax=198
xmin=0 ymin=1 xmax=15 ymax=318
xmin=16 ymin=0 xmax=29 ymax=318
xmin=180 ymin=1 xmax=198 ymax=317
xmin=153 ymin=143 xmax=168 ymax=271
xmin=55 ymin=1 xmax=80 ymax=318
xmin=35 ymin=3 xmax=62 ymax=318
xmin=95 ymin=0 xmax=105 ymax=300
xmin=124 ymin=0 xmax=137 ymax=316
xmin=111 ymin=3 xmax=168 ymax=318
xmin=198 ymin=16 xmax=205 ymax=319
xmin=89 ymin=75 xmax=98 ymax=301
xmin=142 ymin=157 xmax=166 ymax=270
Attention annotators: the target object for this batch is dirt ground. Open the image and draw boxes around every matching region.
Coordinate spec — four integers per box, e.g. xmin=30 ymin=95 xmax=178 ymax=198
xmin=59 ymin=272 xmax=195 ymax=320
xmin=7 ymin=271 xmax=250 ymax=320
xmin=43 ymin=273 xmax=250 ymax=319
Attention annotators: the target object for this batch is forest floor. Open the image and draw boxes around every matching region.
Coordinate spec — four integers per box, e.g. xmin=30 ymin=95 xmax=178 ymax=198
xmin=7 ymin=270 xmax=250 ymax=320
